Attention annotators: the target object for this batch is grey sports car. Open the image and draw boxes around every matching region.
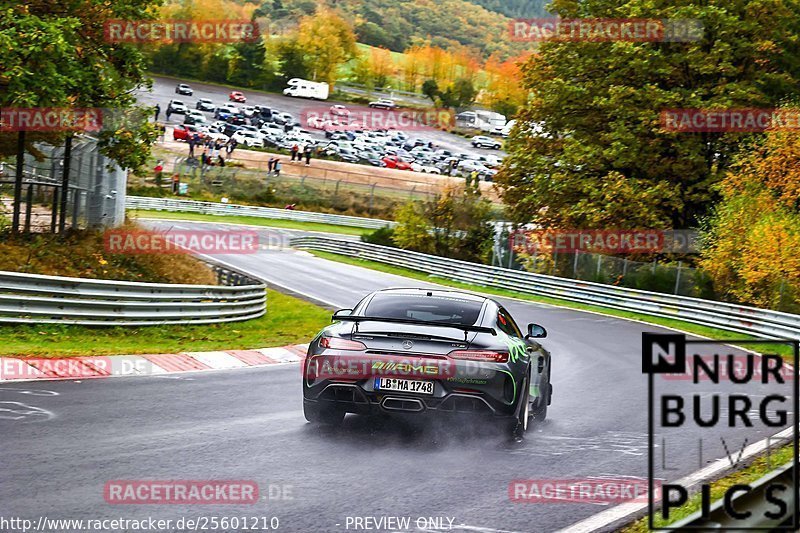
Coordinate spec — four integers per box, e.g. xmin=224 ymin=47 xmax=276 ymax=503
xmin=302 ymin=288 xmax=553 ymax=438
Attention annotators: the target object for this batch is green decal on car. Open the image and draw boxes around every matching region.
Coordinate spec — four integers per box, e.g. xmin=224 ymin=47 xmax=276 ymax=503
xmin=498 ymin=332 xmax=527 ymax=363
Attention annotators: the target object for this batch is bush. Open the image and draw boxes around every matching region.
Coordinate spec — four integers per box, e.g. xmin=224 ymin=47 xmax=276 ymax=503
xmin=361 ymin=226 xmax=396 ymax=247
xmin=0 ymin=224 xmax=217 ymax=285
xmin=393 ymin=186 xmax=495 ymax=263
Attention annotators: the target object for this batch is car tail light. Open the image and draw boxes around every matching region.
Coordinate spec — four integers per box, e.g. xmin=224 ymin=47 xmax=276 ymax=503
xmin=448 ymin=350 xmax=509 ymax=363
xmin=319 ymin=336 xmax=366 ymax=351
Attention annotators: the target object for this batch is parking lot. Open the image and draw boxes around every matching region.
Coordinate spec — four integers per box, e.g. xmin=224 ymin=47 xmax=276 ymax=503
xmin=136 ymin=76 xmax=507 ymax=180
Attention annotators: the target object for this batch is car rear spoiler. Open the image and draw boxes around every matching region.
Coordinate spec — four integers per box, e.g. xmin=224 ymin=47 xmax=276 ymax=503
xmin=335 ymin=316 xmax=496 ymax=337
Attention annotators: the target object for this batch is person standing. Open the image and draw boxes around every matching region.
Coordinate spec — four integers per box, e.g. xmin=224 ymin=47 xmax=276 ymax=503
xmin=291 ymin=144 xmax=298 ymax=162
xmin=305 ymin=147 xmax=312 ymax=166
xmin=274 ymin=158 xmax=282 ymax=176
xmin=171 ymin=173 xmax=180 ymax=194
xmin=187 ymin=136 xmax=196 ymax=157
xmin=154 ymin=160 xmax=164 ymax=187
xmin=165 ymin=107 xmax=172 ymax=121
xmin=267 ymin=157 xmax=275 ymax=174
xmin=154 ymin=104 xmax=161 ymax=122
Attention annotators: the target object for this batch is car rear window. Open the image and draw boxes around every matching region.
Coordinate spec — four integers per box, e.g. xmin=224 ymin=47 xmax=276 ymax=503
xmin=364 ymin=293 xmax=483 ymax=325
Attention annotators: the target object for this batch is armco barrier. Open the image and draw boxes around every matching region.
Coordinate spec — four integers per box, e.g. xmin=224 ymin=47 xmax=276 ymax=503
xmin=290 ymin=236 xmax=800 ymax=340
xmin=0 ymin=263 xmax=266 ymax=326
xmin=126 ymin=196 xmax=395 ymax=230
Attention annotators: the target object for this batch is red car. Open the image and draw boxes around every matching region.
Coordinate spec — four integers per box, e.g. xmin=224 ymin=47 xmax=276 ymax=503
xmin=229 ymin=91 xmax=246 ymax=103
xmin=172 ymin=124 xmax=206 ymax=141
xmin=382 ymin=155 xmax=413 ymax=170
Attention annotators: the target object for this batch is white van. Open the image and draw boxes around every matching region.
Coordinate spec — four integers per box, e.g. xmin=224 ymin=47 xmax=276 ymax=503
xmin=283 ymin=79 xmax=330 ymax=100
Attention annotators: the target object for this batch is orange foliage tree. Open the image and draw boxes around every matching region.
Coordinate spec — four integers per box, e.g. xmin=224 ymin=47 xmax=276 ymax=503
xmin=699 ymin=129 xmax=800 ymax=311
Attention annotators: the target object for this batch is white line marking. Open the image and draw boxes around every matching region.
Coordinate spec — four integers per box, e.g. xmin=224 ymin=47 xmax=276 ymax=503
xmin=556 ymin=425 xmax=795 ymax=532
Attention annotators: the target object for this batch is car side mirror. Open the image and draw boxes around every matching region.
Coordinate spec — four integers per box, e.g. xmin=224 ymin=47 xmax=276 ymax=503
xmin=332 ymin=309 xmax=353 ymax=321
xmin=526 ymin=323 xmax=547 ymax=339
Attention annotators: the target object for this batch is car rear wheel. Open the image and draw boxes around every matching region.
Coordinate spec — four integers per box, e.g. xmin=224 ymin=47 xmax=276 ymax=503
xmin=507 ymin=374 xmax=532 ymax=439
xmin=533 ymin=382 xmax=551 ymax=422
xmin=304 ymin=402 xmax=345 ymax=426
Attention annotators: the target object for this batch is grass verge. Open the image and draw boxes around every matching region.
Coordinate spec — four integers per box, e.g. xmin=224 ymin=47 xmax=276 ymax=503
xmin=0 ymin=289 xmax=330 ymax=357
xmin=306 ymin=250 xmax=794 ymax=358
xmin=128 ymin=209 xmax=373 ymax=237
xmin=621 ymin=444 xmax=794 ymax=531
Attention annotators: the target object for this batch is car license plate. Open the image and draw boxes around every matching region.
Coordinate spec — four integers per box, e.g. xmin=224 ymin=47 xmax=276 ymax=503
xmin=374 ymin=377 xmax=434 ymax=395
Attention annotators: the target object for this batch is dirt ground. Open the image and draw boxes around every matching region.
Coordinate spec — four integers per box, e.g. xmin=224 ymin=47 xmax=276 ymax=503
xmin=156 ymin=129 xmax=499 ymax=201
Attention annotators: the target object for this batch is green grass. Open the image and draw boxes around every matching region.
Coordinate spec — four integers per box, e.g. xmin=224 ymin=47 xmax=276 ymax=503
xmin=128 ymin=209 xmax=374 ymax=237
xmin=307 ymin=250 xmax=794 ymax=358
xmin=0 ymin=289 xmax=330 ymax=357
xmin=622 ymin=444 xmax=795 ymax=531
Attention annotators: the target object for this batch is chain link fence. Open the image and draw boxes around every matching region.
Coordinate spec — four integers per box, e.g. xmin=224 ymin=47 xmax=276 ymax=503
xmin=0 ymin=136 xmax=126 ymax=232
xmin=491 ymin=229 xmax=716 ymax=301
xmin=135 ymin=155 xmax=441 ymax=217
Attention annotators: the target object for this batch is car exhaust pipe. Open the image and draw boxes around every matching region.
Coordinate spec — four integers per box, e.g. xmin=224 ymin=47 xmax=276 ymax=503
xmin=381 ymin=397 xmax=425 ymax=413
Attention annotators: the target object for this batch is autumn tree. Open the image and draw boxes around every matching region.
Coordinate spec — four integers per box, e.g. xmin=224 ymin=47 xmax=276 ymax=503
xmin=296 ymin=7 xmax=357 ymax=87
xmin=1 ymin=0 xmax=162 ymax=170
xmin=699 ymin=128 xmax=800 ymax=311
xmin=496 ymin=0 xmax=800 ymax=231
xmin=481 ymin=53 xmax=530 ymax=117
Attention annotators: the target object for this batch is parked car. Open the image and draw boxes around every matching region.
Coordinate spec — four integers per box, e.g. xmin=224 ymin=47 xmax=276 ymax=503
xmin=226 ymin=114 xmax=247 ymax=126
xmin=172 ymin=124 xmax=205 ymax=141
xmin=260 ymin=123 xmax=285 ymax=138
xmin=255 ymin=106 xmax=273 ymax=121
xmin=167 ymin=99 xmax=188 ymax=115
xmin=242 ymin=105 xmax=256 ymax=118
xmin=382 ymin=155 xmax=413 ymax=170
xmin=330 ymin=104 xmax=350 ymax=117
xmin=214 ymin=103 xmax=238 ymax=120
xmin=272 ymin=112 xmax=295 ymax=126
xmin=411 ymin=161 xmax=441 ymax=174
xmin=471 ymin=135 xmax=502 ymax=149
xmin=183 ymin=110 xmax=207 ymax=125
xmin=195 ymin=98 xmax=215 ymax=112
xmin=478 ymin=154 xmax=504 ymax=168
xmin=175 ymin=84 xmax=193 ymax=96
xmin=222 ymin=123 xmax=242 ymax=138
xmin=231 ymin=130 xmax=263 ymax=147
xmin=229 ymin=91 xmax=247 ymax=103
xmin=335 ymin=147 xmax=360 ymax=163
xmin=369 ymin=98 xmax=398 ymax=110
xmin=403 ymin=138 xmax=426 ymax=150
xmin=458 ymin=159 xmax=492 ymax=175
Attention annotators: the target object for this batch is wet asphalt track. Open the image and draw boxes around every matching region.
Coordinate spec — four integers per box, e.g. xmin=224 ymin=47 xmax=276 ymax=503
xmin=0 ymin=221 xmax=792 ymax=533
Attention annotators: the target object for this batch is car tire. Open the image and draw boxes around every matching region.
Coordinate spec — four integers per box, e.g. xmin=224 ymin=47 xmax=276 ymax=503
xmin=303 ymin=402 xmax=345 ymax=426
xmin=533 ymin=381 xmax=551 ymax=422
xmin=507 ymin=373 xmax=532 ymax=440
